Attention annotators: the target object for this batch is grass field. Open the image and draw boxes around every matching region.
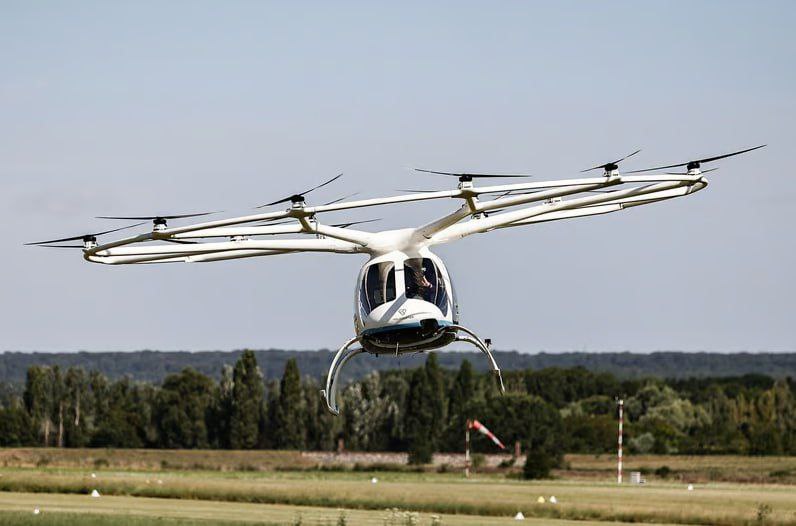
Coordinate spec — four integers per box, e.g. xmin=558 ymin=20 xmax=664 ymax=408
xmin=0 ymin=449 xmax=794 ymax=525
xmin=0 ymin=492 xmax=681 ymax=526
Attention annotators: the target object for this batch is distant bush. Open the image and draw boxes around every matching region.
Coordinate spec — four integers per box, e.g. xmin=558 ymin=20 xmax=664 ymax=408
xmin=654 ymin=465 xmax=671 ymax=479
xmin=498 ymin=456 xmax=517 ymax=468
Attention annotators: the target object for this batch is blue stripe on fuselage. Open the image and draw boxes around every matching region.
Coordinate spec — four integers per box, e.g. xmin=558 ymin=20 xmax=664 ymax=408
xmin=361 ymin=319 xmax=452 ymax=337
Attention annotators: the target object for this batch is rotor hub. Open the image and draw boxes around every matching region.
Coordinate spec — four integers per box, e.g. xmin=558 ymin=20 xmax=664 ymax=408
xmin=290 ymin=195 xmax=306 ymax=207
xmin=687 ymin=161 xmax=701 ymax=171
xmin=82 ymin=235 xmax=97 ymax=249
xmin=153 ymin=217 xmax=168 ymax=231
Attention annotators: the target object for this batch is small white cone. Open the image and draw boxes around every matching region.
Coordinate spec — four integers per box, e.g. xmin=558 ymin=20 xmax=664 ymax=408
xmin=371 ymin=477 xmax=378 ymax=484
xmin=33 ymin=508 xmax=40 ymax=515
xmin=687 ymin=484 xmax=694 ymax=491
xmin=90 ymin=489 xmax=100 ymax=498
xmin=536 ymin=496 xmax=545 ymax=504
xmin=514 ymin=511 xmax=525 ymax=520
xmin=549 ymin=496 xmax=557 ymax=504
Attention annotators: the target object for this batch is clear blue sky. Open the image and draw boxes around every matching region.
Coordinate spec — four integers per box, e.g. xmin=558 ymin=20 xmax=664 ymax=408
xmin=1 ymin=1 xmax=793 ymax=352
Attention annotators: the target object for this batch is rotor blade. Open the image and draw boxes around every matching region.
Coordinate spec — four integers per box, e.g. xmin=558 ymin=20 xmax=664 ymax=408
xmin=96 ymin=212 xmax=217 ymax=220
xmin=663 ymin=167 xmax=719 ymax=175
xmin=626 ymin=145 xmax=766 ymax=174
xmin=31 ymin=244 xmax=86 ymax=249
xmin=331 ymin=218 xmax=381 ymax=228
xmin=396 ymin=188 xmax=444 ymax=193
xmin=415 ymin=168 xmax=531 ymax=178
xmin=25 ymin=222 xmax=146 ymax=245
xmin=258 ymin=196 xmax=294 ymax=207
xmin=322 ymin=192 xmax=359 ymax=206
xmin=256 ymin=219 xmax=295 ymax=226
xmin=163 ymin=238 xmax=199 ymax=245
xmin=297 ymin=172 xmax=343 ymax=196
xmin=580 ymin=149 xmax=641 ymax=172
xmin=257 ymin=173 xmax=344 ymax=208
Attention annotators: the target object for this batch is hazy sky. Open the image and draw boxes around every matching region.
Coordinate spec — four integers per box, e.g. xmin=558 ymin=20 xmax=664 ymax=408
xmin=1 ymin=1 xmax=793 ymax=353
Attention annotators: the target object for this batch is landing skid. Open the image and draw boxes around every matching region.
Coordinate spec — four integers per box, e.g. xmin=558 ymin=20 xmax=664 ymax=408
xmin=321 ymin=325 xmax=505 ymax=415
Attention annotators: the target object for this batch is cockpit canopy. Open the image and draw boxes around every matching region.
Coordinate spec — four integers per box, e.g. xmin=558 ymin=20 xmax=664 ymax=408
xmin=359 ymin=257 xmax=450 ymax=316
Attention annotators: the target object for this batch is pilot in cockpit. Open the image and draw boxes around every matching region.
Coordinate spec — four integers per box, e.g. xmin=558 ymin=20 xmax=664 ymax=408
xmin=405 ymin=259 xmax=433 ymax=301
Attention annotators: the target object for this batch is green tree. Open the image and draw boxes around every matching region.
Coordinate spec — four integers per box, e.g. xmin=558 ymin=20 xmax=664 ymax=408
xmin=0 ymin=398 xmax=35 ymax=446
xmin=405 ymin=365 xmax=435 ymax=464
xmin=522 ymin=396 xmax=565 ymax=479
xmin=64 ymin=368 xmax=90 ymax=447
xmin=90 ymin=378 xmax=151 ymax=448
xmin=208 ymin=365 xmax=234 ymax=448
xmin=23 ymin=366 xmax=51 ymax=446
xmin=274 ymin=358 xmax=306 ymax=449
xmin=229 ymin=350 xmax=264 ymax=449
xmin=154 ymin=368 xmax=215 ymax=449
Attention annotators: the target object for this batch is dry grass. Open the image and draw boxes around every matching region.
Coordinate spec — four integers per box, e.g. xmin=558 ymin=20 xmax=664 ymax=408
xmin=563 ymin=454 xmax=796 ymax=484
xmin=0 ymin=448 xmax=313 ymax=473
xmin=0 ymin=467 xmax=794 ymax=525
xmin=0 ymin=449 xmax=794 ymax=524
xmin=4 ymin=448 xmax=795 ymax=485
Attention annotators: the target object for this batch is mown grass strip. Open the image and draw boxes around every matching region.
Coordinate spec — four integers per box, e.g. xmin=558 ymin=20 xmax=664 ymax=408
xmin=0 ymin=473 xmax=789 ymax=526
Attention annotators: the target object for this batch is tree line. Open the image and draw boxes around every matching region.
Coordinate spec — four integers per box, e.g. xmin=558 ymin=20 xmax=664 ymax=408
xmin=0 ymin=351 xmax=794 ymax=476
xmin=1 ymin=350 xmax=795 ymax=385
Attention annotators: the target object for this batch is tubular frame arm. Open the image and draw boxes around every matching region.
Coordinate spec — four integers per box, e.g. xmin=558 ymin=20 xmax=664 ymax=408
xmin=430 ymin=176 xmax=706 ymax=244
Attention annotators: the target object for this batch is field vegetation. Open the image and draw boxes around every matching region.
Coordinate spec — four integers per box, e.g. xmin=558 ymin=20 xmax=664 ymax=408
xmin=1 ymin=352 xmax=794 ymax=524
xmin=2 ymin=351 xmax=795 ymax=475
xmin=1 ymin=448 xmax=795 ymax=485
xmin=0 ymin=464 xmax=794 ymax=525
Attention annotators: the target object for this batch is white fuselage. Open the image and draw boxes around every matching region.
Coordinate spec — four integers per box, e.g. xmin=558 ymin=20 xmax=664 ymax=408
xmin=353 ymin=247 xmax=459 ymax=354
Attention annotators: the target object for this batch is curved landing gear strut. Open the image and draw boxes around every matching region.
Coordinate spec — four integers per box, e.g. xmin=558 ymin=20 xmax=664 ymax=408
xmin=321 ymin=336 xmax=361 ymax=415
xmin=321 ymin=325 xmax=505 ymax=415
xmin=448 ymin=324 xmax=506 ymax=394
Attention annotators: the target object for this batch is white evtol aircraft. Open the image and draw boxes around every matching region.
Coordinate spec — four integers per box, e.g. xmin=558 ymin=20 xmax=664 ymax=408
xmin=28 ymin=145 xmax=764 ymax=414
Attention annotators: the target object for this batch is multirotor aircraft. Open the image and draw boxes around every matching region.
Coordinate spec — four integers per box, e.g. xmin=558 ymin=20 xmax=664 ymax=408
xmin=28 ymin=145 xmax=765 ymax=414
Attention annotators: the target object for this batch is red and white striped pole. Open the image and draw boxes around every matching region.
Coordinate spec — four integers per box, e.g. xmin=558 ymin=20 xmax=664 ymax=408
xmin=465 ymin=419 xmax=471 ymax=478
xmin=617 ymin=398 xmax=624 ymax=484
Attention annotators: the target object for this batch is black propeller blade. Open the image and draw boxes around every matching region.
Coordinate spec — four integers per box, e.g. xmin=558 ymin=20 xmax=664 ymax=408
xmin=581 ymin=149 xmax=641 ymax=173
xmin=626 ymin=145 xmax=766 ymax=174
xmin=331 ymin=218 xmax=381 ymax=229
xmin=662 ymin=167 xmax=719 ymax=176
xmin=96 ymin=212 xmax=217 ymax=221
xmin=30 ymin=244 xmax=86 ymax=249
xmin=322 ymin=192 xmax=359 ymax=206
xmin=163 ymin=239 xmax=199 ymax=245
xmin=25 ymin=222 xmax=146 ymax=247
xmin=257 ymin=173 xmax=343 ymax=208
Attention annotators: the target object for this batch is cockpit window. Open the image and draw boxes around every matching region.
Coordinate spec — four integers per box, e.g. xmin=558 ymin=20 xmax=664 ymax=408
xmin=361 ymin=262 xmax=396 ymax=314
xmin=404 ymin=258 xmax=449 ymax=315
